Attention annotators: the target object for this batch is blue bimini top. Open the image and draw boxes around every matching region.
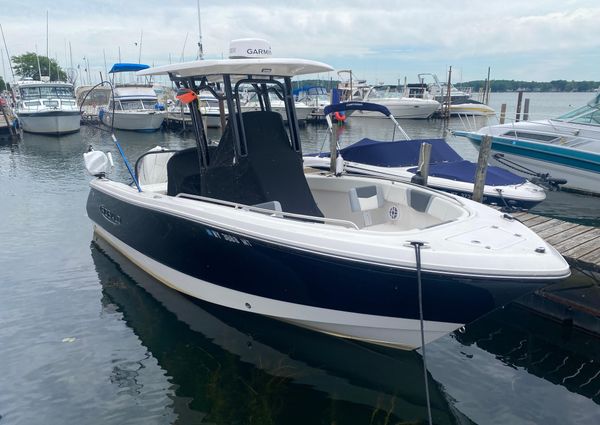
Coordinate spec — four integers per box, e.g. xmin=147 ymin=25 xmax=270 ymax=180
xmin=109 ymin=63 xmax=150 ymax=73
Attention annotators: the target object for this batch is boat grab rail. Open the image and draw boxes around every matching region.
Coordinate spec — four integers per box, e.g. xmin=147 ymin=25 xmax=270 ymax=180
xmin=175 ymin=193 xmax=360 ymax=230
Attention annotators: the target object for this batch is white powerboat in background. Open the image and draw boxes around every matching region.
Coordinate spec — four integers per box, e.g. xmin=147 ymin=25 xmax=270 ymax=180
xmin=409 ymin=73 xmax=495 ymax=116
xmin=241 ymin=90 xmax=313 ymax=123
xmin=100 ymin=63 xmax=167 ymax=132
xmin=168 ymin=91 xmax=227 ymax=128
xmin=356 ymin=85 xmax=440 ymax=119
xmin=303 ymin=101 xmax=546 ymax=209
xmin=75 ymin=84 xmax=111 ymax=122
xmin=84 ymin=39 xmax=569 ymax=350
xmin=14 ymin=79 xmax=80 ymax=135
xmin=337 ymin=72 xmax=440 ymax=119
xmin=454 ymin=93 xmax=600 ymax=195
xmin=294 ymin=86 xmax=331 ymax=120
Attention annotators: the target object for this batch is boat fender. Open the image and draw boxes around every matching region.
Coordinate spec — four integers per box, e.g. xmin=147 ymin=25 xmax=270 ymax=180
xmin=84 ymin=149 xmax=110 ymax=177
xmin=98 ymin=108 xmax=105 ymax=121
xmin=335 ymin=155 xmax=344 ymax=176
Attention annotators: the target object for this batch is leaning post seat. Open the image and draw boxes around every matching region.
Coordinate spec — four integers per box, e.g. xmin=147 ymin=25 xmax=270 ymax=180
xmin=166 ymin=147 xmax=203 ymax=196
xmin=202 ymin=111 xmax=324 ymax=217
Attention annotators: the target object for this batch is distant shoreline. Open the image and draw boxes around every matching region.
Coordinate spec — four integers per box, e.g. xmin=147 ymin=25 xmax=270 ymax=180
xmin=460 ymin=80 xmax=600 ymax=93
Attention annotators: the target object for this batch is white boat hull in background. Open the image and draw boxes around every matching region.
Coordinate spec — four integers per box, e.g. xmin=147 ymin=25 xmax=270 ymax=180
xmin=449 ymin=103 xmax=495 ymax=116
xmin=242 ymin=104 xmax=313 ymax=122
xmin=18 ymin=111 xmax=81 ymax=135
xmin=351 ymin=99 xmax=440 ymax=119
xmin=101 ymin=110 xmax=166 ymax=131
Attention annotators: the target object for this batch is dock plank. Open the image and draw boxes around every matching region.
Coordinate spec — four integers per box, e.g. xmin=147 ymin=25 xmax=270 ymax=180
xmin=535 ymin=221 xmax=581 ymax=239
xmin=553 ymin=228 xmax=600 ymax=254
xmin=578 ymin=247 xmax=600 ymax=266
xmin=522 ymin=215 xmax=554 ymax=227
xmin=544 ymin=225 xmax=594 ymax=246
xmin=527 ymin=218 xmax=567 ymax=234
xmin=515 ymin=213 xmax=540 ymax=222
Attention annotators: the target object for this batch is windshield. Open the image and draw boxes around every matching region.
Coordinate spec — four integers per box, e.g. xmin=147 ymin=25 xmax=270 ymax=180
xmin=20 ymin=85 xmax=74 ymax=99
xmin=555 ymin=94 xmax=600 ymax=125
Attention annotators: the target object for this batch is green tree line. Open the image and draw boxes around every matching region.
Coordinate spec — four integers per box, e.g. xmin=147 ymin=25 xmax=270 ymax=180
xmin=460 ymin=79 xmax=600 ymax=93
xmin=10 ymin=52 xmax=67 ymax=81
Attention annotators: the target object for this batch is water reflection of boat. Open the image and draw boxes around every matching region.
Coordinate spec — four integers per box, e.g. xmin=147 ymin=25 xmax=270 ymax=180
xmin=91 ymin=236 xmax=473 ymax=425
xmin=454 ymin=300 xmax=600 ymax=404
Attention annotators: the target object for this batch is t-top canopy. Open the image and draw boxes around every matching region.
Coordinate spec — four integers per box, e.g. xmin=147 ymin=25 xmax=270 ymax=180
xmin=109 ymin=63 xmax=151 ymax=73
xmin=136 ymin=58 xmax=334 ymax=79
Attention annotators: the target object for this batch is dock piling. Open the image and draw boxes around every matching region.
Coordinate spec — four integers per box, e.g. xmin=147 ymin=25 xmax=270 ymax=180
xmin=523 ymin=98 xmax=530 ymax=121
xmin=472 ymin=135 xmax=492 ymax=203
xmin=499 ymin=103 xmax=507 ymax=124
xmin=515 ymin=90 xmax=524 ymax=122
xmin=411 ymin=142 xmax=431 ymax=186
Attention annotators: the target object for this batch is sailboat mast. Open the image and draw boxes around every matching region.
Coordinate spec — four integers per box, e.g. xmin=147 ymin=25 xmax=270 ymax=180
xmin=197 ymin=0 xmax=203 ymax=60
xmin=0 ymin=24 xmax=15 ymax=83
xmin=35 ymin=45 xmax=42 ymax=80
xmin=138 ymin=29 xmax=143 ymax=64
xmin=46 ymin=10 xmax=50 ymax=80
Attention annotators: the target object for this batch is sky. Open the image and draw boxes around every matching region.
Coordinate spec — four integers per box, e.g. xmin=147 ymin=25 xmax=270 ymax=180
xmin=1 ymin=0 xmax=599 ymax=85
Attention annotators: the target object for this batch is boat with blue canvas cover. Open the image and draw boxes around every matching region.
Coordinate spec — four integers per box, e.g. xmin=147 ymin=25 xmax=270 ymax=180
xmin=303 ymin=102 xmax=546 ymax=209
xmin=83 ymin=39 xmax=569 ymax=350
xmin=100 ymin=63 xmax=166 ymax=131
xmin=454 ymin=93 xmax=600 ymax=196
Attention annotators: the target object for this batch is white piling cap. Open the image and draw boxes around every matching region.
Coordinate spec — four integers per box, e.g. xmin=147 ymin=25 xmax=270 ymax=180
xmin=229 ymin=38 xmax=273 ymax=59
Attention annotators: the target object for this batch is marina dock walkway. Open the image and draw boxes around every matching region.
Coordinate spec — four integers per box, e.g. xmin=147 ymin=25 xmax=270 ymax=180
xmin=509 ymin=210 xmax=600 ymax=273
xmin=509 ymin=209 xmax=600 ymax=335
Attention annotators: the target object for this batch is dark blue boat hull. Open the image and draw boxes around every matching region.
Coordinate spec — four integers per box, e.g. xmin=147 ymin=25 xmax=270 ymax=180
xmin=87 ymin=187 xmax=549 ymax=326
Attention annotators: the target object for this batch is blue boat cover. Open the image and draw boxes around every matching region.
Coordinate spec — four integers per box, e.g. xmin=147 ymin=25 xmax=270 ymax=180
xmin=109 ymin=63 xmax=150 ymax=73
xmin=337 ymin=138 xmax=462 ymax=166
xmin=313 ymin=138 xmax=527 ymax=186
xmin=331 ymin=88 xmax=342 ymax=105
xmin=407 ymin=161 xmax=526 ymax=185
xmin=324 ymin=102 xmax=391 ymax=117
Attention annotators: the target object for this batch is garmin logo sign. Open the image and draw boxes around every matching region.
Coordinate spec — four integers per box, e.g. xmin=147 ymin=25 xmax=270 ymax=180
xmin=247 ymin=48 xmax=271 ymax=56
xmin=228 ymin=38 xmax=273 ymax=59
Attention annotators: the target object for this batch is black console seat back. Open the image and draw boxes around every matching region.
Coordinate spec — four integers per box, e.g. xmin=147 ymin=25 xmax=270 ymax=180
xmin=203 ymin=111 xmax=324 ymax=217
xmin=166 ymin=146 xmax=218 ymax=197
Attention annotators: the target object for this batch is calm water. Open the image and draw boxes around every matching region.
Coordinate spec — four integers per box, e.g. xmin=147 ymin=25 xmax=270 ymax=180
xmin=0 ymin=92 xmax=599 ymax=424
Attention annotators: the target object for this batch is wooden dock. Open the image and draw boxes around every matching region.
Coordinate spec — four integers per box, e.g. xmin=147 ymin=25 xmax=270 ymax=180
xmin=509 ymin=210 xmax=600 ymax=273
xmin=508 ymin=209 xmax=600 ymax=335
xmin=0 ymin=105 xmax=19 ymax=140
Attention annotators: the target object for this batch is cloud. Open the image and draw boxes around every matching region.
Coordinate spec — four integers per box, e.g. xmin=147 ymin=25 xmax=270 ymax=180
xmin=1 ymin=0 xmax=599 ymax=82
